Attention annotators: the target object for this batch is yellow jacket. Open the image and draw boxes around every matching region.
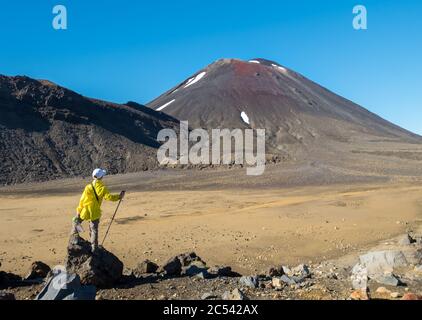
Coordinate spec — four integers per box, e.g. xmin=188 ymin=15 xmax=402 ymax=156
xmin=77 ymin=179 xmax=120 ymax=221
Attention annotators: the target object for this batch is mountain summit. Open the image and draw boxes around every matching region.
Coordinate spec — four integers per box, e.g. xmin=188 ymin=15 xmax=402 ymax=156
xmin=147 ymin=58 xmax=420 ymax=156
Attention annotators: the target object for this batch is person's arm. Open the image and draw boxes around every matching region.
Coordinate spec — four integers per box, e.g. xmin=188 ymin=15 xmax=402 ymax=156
xmin=98 ymin=184 xmax=121 ymax=202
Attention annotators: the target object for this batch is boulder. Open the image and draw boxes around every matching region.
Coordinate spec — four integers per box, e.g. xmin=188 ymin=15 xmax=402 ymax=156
xmin=160 ymin=252 xmax=207 ymax=277
xmin=222 ymin=288 xmax=247 ymax=300
xmin=133 ymin=260 xmax=159 ymax=277
xmin=25 ymin=261 xmax=51 ymax=280
xmin=208 ymin=265 xmax=240 ymax=277
xmin=358 ymin=251 xmax=408 ymax=277
xmin=36 ymin=267 xmax=96 ymax=300
xmin=373 ymin=273 xmax=401 ymax=287
xmin=239 ymin=276 xmax=259 ymax=288
xmin=177 ymin=252 xmax=205 ymax=267
xmin=0 ymin=271 xmax=22 ymax=288
xmin=161 ymin=256 xmax=182 ymax=276
xmin=0 ymin=291 xmax=15 ymax=300
xmin=65 ymin=235 xmax=123 ymax=288
xmin=351 ymin=263 xmax=368 ymax=290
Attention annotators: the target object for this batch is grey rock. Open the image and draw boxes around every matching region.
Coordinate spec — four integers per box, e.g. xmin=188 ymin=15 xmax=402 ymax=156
xmin=398 ymin=234 xmax=416 ymax=246
xmin=222 ymin=288 xmax=247 ymax=300
xmin=279 ymin=274 xmax=298 ymax=285
xmin=282 ymin=266 xmax=292 ymax=275
xmin=291 ymin=264 xmax=311 ymax=277
xmin=133 ymin=260 xmax=159 ymax=276
xmin=66 ymin=235 xmax=123 ymax=288
xmin=359 ymin=251 xmax=408 ymax=277
xmin=373 ymin=274 xmax=401 ymax=287
xmin=0 ymin=291 xmax=15 ymax=300
xmin=239 ymin=276 xmax=259 ymax=288
xmin=25 ymin=261 xmax=51 ymax=280
xmin=351 ymin=263 xmax=368 ymax=290
xmin=36 ymin=267 xmax=96 ymax=300
xmin=201 ymin=292 xmax=218 ymax=300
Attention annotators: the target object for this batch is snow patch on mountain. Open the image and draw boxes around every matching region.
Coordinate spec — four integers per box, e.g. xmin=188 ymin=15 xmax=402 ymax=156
xmin=157 ymin=99 xmax=175 ymax=111
xmin=184 ymin=72 xmax=206 ymax=88
xmin=241 ymin=111 xmax=250 ymax=125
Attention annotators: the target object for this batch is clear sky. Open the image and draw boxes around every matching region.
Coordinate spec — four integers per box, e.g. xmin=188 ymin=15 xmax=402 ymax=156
xmin=1 ymin=1 xmax=421 ymax=134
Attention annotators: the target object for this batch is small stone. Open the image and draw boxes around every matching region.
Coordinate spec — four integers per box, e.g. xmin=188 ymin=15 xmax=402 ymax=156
xmin=402 ymin=293 xmax=422 ymax=300
xmin=349 ymin=290 xmax=369 ymax=300
xmin=201 ymin=292 xmax=217 ymax=300
xmin=272 ymin=277 xmax=284 ymax=289
xmin=222 ymin=288 xmax=247 ymax=300
xmin=133 ymin=260 xmax=159 ymax=276
xmin=375 ymin=287 xmax=391 ymax=295
xmin=239 ymin=276 xmax=259 ymax=288
xmin=390 ymin=292 xmax=401 ymax=299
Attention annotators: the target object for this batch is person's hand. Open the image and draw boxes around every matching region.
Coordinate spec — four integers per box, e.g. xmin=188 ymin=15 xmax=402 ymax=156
xmin=120 ymin=190 xmax=126 ymax=200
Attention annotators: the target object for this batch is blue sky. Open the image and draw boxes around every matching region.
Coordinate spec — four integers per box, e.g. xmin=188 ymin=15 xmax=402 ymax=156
xmin=1 ymin=0 xmax=421 ymax=134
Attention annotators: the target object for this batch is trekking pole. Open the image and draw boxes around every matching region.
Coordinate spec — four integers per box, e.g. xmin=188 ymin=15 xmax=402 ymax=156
xmin=101 ymin=192 xmax=125 ymax=246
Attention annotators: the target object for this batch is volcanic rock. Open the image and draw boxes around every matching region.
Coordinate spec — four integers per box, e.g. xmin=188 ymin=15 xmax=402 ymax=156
xmin=239 ymin=276 xmax=259 ymax=288
xmin=0 ymin=75 xmax=180 ymax=185
xmin=161 ymin=257 xmax=182 ymax=277
xmin=133 ymin=260 xmax=159 ymax=276
xmin=65 ymin=235 xmax=124 ymax=288
xmin=25 ymin=261 xmax=51 ymax=280
xmin=222 ymin=288 xmax=247 ymax=300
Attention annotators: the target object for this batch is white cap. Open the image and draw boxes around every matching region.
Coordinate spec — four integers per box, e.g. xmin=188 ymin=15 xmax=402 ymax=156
xmin=92 ymin=168 xmax=107 ymax=179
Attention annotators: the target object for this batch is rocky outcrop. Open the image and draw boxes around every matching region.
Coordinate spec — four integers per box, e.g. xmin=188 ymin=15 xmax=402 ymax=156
xmin=65 ymin=235 xmax=124 ymax=288
xmin=25 ymin=261 xmax=51 ymax=281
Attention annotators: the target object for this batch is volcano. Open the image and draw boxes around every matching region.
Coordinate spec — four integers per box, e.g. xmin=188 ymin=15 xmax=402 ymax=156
xmin=147 ymin=58 xmax=421 ymax=158
xmin=0 ymin=75 xmax=179 ymax=185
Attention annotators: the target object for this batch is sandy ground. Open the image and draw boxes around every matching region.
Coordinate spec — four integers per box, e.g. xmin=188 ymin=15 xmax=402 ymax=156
xmin=1 ymin=174 xmax=422 ymax=277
